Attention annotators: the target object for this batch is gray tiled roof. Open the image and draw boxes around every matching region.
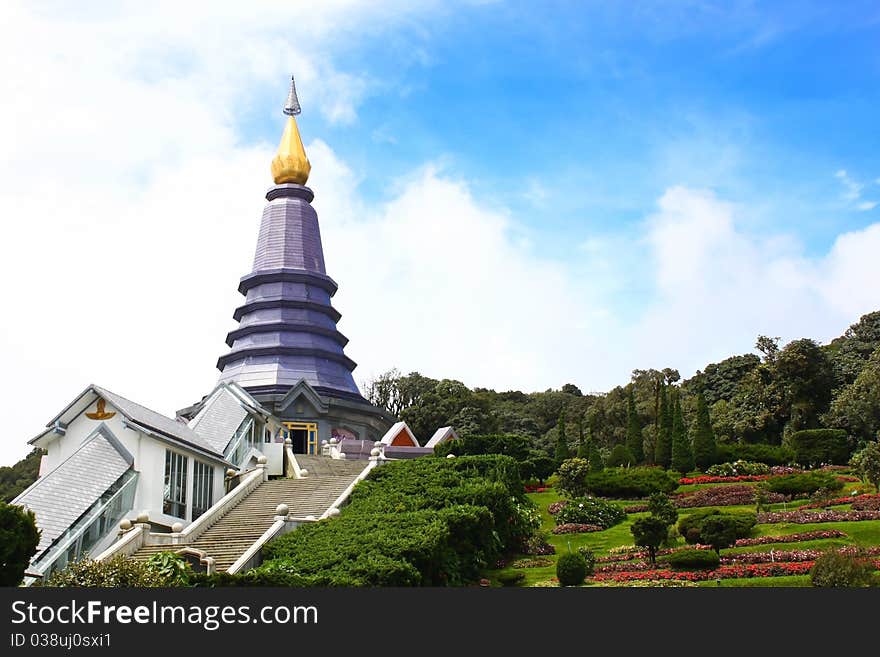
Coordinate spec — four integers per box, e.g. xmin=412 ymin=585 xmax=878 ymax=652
xmin=188 ymin=386 xmax=249 ymax=454
xmin=92 ymin=385 xmax=222 ymax=458
xmin=13 ymin=425 xmax=133 ymax=558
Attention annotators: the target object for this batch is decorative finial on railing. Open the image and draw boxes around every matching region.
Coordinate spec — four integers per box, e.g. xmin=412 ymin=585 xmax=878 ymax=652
xmin=284 ymin=75 xmax=301 ymax=116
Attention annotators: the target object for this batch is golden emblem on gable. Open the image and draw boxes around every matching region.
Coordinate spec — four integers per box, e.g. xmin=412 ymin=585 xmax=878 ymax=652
xmin=86 ymin=398 xmax=116 ymax=421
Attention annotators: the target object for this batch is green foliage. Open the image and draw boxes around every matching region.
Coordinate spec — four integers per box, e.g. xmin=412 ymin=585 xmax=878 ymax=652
xmin=647 ymin=492 xmax=678 ymax=527
xmin=827 ymin=311 xmax=880 ymax=388
xmin=521 ymin=452 xmax=555 ymax=483
xmin=583 ymin=467 xmax=679 ymax=498
xmin=434 ymin=433 xmax=530 ymax=461
xmin=706 ymin=460 xmax=770 ymax=476
xmin=626 ymin=386 xmax=644 ymax=464
xmin=576 ymin=417 xmax=589 ymax=458
xmin=191 ymin=565 xmax=332 ymax=587
xmin=555 ymin=496 xmax=627 ymax=529
xmin=659 ymin=548 xmax=720 ymax=570
xmin=677 ymin=509 xmax=756 ymax=546
xmin=764 ymin=472 xmax=844 ymax=496
xmin=0 ymin=449 xmax=43 ymax=503
xmin=630 ymin=516 xmax=670 ymax=565
xmin=809 ymin=548 xmax=877 ymax=588
xmin=146 ymin=552 xmax=191 ymax=586
xmin=576 ymin=547 xmax=597 ymax=575
xmin=671 ymin=391 xmax=694 ymax=473
xmin=555 ymin=552 xmax=587 ymax=586
xmin=554 ymin=410 xmax=571 ymax=466
xmin=790 ymin=429 xmax=852 ymax=466
xmin=655 ymin=384 xmax=672 ymax=468
xmin=43 ymin=556 xmax=165 ymax=587
xmin=715 ymin=443 xmax=793 ymax=465
xmin=689 ymin=354 xmax=761 ymax=406
xmin=850 ymin=441 xmax=880 ymax=492
xmin=259 ymin=455 xmax=533 ymax=586
xmin=691 ymin=392 xmax=717 ymax=470
xmin=699 ymin=516 xmax=742 ymax=554
xmin=825 ymin=347 xmax=880 ymax=441
xmin=0 ymin=502 xmax=40 ymax=586
xmin=588 ymin=441 xmax=604 ymax=472
xmin=556 ymin=458 xmax=592 ymax=498
xmin=496 ymin=571 xmax=526 ymax=587
xmin=607 ymin=444 xmax=636 ymax=468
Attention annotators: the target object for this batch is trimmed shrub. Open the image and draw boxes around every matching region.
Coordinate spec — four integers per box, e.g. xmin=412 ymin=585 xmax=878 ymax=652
xmin=810 ymin=549 xmax=876 ymax=587
xmin=555 ymin=497 xmax=627 ymax=529
xmin=433 ymin=433 xmax=531 ymax=460
xmin=43 ymin=556 xmax=166 ymax=587
xmin=659 ymin=548 xmax=720 ymax=570
xmin=715 ymin=443 xmax=793 ymax=466
xmin=677 ymin=509 xmax=756 ymax=546
xmin=765 ymin=472 xmax=844 ymax=497
xmin=556 ymin=553 xmax=587 ymax=586
xmin=707 ymin=460 xmax=771 ymax=477
xmin=556 ymin=458 xmax=592 ymax=498
xmin=790 ymin=429 xmax=851 ymax=467
xmin=700 ymin=515 xmax=742 ymax=553
xmin=496 ymin=571 xmax=526 ymax=587
xmin=584 ymin=467 xmax=679 ymax=498
xmin=607 ymin=444 xmax=636 ymax=468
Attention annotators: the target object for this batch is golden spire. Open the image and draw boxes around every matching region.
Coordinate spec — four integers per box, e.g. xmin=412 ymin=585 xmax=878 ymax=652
xmin=271 ymin=76 xmax=311 ymax=185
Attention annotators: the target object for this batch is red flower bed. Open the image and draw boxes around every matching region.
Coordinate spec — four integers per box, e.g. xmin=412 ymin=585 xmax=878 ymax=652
xmin=678 ymin=474 xmax=770 ymax=485
xmin=734 ymin=530 xmax=847 ymax=546
xmin=524 ymin=485 xmax=551 ymax=493
xmin=674 ymin=484 xmax=786 ymax=508
xmin=757 ymin=509 xmax=880 ymax=524
xmin=551 ymin=523 xmax=604 ymax=534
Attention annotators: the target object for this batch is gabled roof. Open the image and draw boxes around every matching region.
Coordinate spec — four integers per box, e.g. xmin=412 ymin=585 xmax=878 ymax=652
xmin=32 ymin=384 xmax=228 ymax=464
xmin=425 ymin=426 xmax=459 ymax=449
xmin=188 ymin=385 xmax=252 ymax=454
xmin=14 ymin=423 xmax=134 ymax=559
xmin=379 ymin=421 xmax=420 ymax=447
xmin=277 ymin=379 xmax=329 ymax=415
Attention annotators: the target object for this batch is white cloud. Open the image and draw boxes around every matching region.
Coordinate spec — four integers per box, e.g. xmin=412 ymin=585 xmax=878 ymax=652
xmin=857 ymin=201 xmax=877 ymax=212
xmin=834 ymin=168 xmax=876 ymax=210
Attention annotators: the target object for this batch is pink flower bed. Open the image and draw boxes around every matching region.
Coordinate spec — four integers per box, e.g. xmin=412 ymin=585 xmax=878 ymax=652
xmin=757 ymin=509 xmax=880 ymax=524
xmin=547 ymin=500 xmax=568 ymax=515
xmin=734 ymin=530 xmax=847 ymax=546
xmin=551 ymin=523 xmax=604 ymax=534
xmin=679 ymin=475 xmax=770 ymax=485
xmin=674 ymin=484 xmax=786 ymax=508
xmin=624 ymin=504 xmax=649 ymax=513
xmin=592 ymin=561 xmax=817 ymax=583
xmin=800 ymin=494 xmax=880 ymax=510
xmin=722 ymin=546 xmax=880 ymax=565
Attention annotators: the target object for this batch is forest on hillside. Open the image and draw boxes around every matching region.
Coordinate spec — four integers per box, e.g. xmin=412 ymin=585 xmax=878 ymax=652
xmin=365 ymin=311 xmax=880 ymax=464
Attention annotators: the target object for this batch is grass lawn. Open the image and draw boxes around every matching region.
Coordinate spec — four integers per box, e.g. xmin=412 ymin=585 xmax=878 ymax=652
xmin=485 ymin=483 xmax=880 ymax=588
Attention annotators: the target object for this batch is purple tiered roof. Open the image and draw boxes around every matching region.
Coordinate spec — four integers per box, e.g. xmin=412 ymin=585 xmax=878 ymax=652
xmin=217 ymin=183 xmax=365 ymax=402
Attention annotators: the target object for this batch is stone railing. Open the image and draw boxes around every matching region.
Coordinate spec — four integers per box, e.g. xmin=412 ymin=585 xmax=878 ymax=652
xmin=284 ymin=439 xmax=306 ymax=479
xmin=96 ymin=460 xmax=269 ymax=562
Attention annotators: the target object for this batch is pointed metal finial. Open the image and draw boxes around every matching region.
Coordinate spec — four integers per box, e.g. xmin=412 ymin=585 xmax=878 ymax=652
xmin=283 ymin=75 xmax=301 ymax=116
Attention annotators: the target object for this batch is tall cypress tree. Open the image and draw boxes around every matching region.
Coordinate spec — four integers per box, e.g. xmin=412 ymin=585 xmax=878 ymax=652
xmin=690 ymin=391 xmax=717 ymax=471
xmin=577 ymin=415 xmax=589 ymax=458
xmin=671 ymin=390 xmax=694 ymax=474
xmin=554 ymin=409 xmax=570 ymax=466
xmin=655 ymin=384 xmax=672 ymax=468
xmin=588 ymin=439 xmax=604 ymax=472
xmin=626 ymin=386 xmax=644 ymax=464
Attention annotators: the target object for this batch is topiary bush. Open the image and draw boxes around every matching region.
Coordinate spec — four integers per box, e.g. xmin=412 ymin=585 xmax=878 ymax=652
xmin=556 ymin=552 xmax=587 ymax=586
xmin=706 ymin=460 xmax=771 ymax=477
xmin=765 ymin=472 xmax=844 ymax=496
xmin=555 ymin=496 xmax=627 ymax=529
xmin=677 ymin=509 xmax=756 ymax=546
xmin=496 ymin=571 xmax=526 ymax=587
xmin=790 ymin=429 xmax=852 ymax=467
xmin=659 ymin=548 xmax=720 ymax=570
xmin=810 ymin=549 xmax=876 ymax=587
xmin=583 ymin=467 xmax=679 ymax=498
xmin=42 ymin=556 xmax=167 ymax=587
xmin=556 ymin=458 xmax=592 ymax=498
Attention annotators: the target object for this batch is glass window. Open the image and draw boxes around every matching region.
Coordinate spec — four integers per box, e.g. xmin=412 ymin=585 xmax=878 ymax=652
xmin=192 ymin=461 xmax=214 ymax=521
xmin=163 ymin=450 xmax=188 ymax=518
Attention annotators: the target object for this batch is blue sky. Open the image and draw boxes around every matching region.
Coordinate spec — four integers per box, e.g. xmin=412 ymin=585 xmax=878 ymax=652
xmin=1 ymin=1 xmax=880 ymax=463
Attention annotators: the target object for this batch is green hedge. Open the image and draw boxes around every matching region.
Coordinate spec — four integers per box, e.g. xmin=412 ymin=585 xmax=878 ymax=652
xmin=677 ymin=508 xmax=756 ymax=545
xmin=790 ymin=430 xmax=852 ymax=467
xmin=659 ymin=549 xmax=720 ymax=570
xmin=715 ymin=443 xmax=793 ymax=466
xmin=583 ymin=467 xmax=679 ymax=498
xmin=555 ymin=497 xmax=627 ymax=529
xmin=765 ymin=472 xmax=844 ymax=496
xmin=253 ymin=455 xmax=535 ymax=587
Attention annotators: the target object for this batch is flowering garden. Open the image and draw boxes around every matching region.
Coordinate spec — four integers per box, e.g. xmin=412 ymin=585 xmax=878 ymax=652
xmin=485 ymin=461 xmax=880 ymax=587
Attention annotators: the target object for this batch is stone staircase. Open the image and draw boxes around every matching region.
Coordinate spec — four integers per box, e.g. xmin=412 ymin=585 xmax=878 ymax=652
xmin=131 ymin=459 xmax=367 ymax=572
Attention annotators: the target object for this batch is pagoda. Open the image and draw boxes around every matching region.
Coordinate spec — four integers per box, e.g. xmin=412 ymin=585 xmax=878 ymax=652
xmin=215 ymin=77 xmax=394 ymax=451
